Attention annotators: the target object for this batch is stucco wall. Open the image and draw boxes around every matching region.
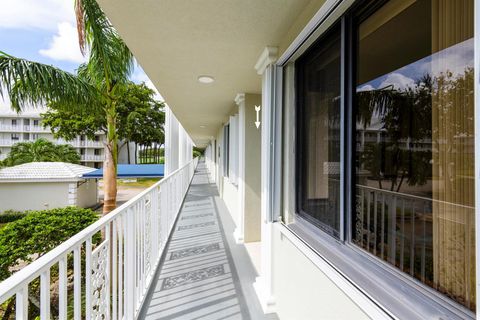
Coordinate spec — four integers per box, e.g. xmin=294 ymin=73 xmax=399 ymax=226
xmin=0 ymin=182 xmax=70 ymax=211
xmin=242 ymin=94 xmax=262 ymax=242
xmin=76 ymin=180 xmax=98 ymax=208
xmin=272 ymin=225 xmax=370 ymax=320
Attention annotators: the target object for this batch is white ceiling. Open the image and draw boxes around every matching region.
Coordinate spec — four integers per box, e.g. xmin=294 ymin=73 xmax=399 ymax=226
xmin=97 ymin=0 xmax=321 ymax=146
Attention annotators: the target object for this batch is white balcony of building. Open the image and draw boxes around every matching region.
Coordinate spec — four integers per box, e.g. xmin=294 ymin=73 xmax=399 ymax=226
xmin=0 ymin=139 xmax=15 ymax=147
xmin=80 ymin=155 xmax=104 ymax=162
xmin=0 ymin=125 xmax=49 ymax=133
xmin=0 ymin=158 xmax=271 ymax=319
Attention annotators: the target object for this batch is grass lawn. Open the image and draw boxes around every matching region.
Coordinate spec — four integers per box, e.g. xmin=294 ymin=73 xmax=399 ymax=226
xmin=116 ymin=178 xmax=161 ymax=188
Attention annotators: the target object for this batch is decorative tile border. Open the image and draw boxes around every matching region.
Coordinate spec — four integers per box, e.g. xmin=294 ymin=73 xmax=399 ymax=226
xmin=169 ymin=243 xmax=221 ymax=260
xmin=178 ymin=221 xmax=215 ymax=231
xmin=182 ymin=213 xmax=214 ymax=220
xmin=161 ymin=264 xmax=226 ymax=290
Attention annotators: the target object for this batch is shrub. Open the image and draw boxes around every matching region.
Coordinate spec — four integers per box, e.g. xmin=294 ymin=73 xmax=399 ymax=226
xmin=0 ymin=209 xmax=27 ymax=224
xmin=0 ymin=207 xmax=99 ymax=281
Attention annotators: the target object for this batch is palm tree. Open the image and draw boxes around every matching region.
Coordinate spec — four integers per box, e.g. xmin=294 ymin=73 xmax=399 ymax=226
xmin=2 ymin=138 xmax=80 ymax=166
xmin=0 ymin=0 xmax=134 ymax=214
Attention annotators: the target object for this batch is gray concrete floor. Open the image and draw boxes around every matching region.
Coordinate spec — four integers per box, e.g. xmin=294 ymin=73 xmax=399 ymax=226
xmin=139 ymin=161 xmax=276 ymax=320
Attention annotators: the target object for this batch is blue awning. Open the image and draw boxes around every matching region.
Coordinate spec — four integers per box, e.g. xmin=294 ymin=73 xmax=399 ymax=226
xmin=82 ymin=164 xmax=164 ymax=178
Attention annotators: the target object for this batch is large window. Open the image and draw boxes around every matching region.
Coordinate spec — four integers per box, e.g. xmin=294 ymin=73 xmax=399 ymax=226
xmin=296 ymin=23 xmax=341 ymax=238
xmin=294 ymin=0 xmax=475 ymax=312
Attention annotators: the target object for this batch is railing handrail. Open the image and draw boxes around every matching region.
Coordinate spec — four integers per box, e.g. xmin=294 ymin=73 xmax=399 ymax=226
xmin=357 ymin=183 xmax=475 ymax=210
xmin=0 ymin=157 xmax=199 ymax=302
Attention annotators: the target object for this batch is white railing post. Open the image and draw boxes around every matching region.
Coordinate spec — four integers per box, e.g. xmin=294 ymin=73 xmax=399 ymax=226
xmin=16 ymin=285 xmax=28 ymax=319
xmin=125 ymin=208 xmax=136 ymax=318
xmin=151 ymin=188 xmax=160 ymax=265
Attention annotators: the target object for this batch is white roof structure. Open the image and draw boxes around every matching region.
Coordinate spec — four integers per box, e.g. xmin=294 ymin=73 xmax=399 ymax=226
xmin=0 ymin=99 xmax=47 ymax=118
xmin=0 ymin=162 xmax=96 ymax=183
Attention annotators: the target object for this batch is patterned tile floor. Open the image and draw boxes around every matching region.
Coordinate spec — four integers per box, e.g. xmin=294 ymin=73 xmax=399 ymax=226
xmin=139 ymin=161 xmax=272 ymax=320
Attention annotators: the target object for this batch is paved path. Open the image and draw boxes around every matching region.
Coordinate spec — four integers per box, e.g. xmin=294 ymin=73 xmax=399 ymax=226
xmin=139 ymin=161 xmax=271 ymax=320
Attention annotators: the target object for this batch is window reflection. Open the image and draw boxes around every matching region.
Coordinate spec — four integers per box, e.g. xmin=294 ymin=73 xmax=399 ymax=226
xmin=354 ymin=0 xmax=474 ymax=310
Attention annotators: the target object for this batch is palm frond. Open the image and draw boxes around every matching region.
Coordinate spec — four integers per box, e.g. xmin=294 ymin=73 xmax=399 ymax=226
xmin=75 ymin=0 xmax=134 ymax=89
xmin=0 ymin=53 xmax=102 ymax=112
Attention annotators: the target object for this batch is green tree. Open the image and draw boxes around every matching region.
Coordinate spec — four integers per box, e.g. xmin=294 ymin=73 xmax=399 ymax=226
xmin=41 ymin=82 xmax=165 ymax=164
xmin=1 ymin=138 xmax=80 ymax=167
xmin=0 ymin=207 xmax=99 ymax=318
xmin=0 ymin=0 xmax=134 ymax=214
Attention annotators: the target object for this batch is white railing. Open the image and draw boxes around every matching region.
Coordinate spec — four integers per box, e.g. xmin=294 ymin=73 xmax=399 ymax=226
xmin=0 ymin=139 xmax=15 ymax=146
xmin=78 ymin=140 xmax=104 ymax=148
xmin=81 ymin=155 xmax=104 ymax=162
xmin=0 ymin=125 xmax=49 ymax=133
xmin=0 ymin=157 xmax=199 ymax=319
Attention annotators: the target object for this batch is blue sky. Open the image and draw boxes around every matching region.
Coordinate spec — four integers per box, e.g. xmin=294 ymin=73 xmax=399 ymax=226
xmin=358 ymin=38 xmax=474 ymax=92
xmin=0 ymin=0 xmax=158 ymax=101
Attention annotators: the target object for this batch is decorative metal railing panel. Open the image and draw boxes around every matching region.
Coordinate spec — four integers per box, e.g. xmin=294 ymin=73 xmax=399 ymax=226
xmin=0 ymin=157 xmax=198 ymax=319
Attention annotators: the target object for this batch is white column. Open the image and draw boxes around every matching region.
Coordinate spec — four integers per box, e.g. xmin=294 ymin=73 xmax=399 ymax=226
xmin=234 ymin=94 xmax=246 ymax=243
xmin=165 ymin=106 xmax=179 ymax=174
xmin=253 ymin=46 xmax=278 ymax=314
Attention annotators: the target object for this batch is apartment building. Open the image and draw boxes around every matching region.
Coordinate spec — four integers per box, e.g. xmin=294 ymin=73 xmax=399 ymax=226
xmin=0 ymin=105 xmax=135 ymax=167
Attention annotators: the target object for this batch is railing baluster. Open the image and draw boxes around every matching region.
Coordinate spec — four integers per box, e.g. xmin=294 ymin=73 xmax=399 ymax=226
xmin=106 ymin=223 xmax=111 ymax=320
xmin=16 ymin=285 xmax=28 ymax=319
xmin=118 ymin=216 xmax=124 ymax=319
xmin=373 ymin=191 xmax=378 ymax=255
xmin=59 ymin=255 xmax=68 ymax=319
xmin=85 ymin=238 xmax=92 ymax=319
xmin=366 ymin=191 xmax=371 ymax=251
xmin=113 ymin=221 xmax=118 ymax=320
xmin=40 ymin=269 xmax=50 ymax=320
xmin=400 ymin=200 xmax=405 ymax=271
xmin=421 ymin=203 xmax=426 ymax=282
xmin=389 ymin=195 xmax=397 ymax=265
xmin=380 ymin=193 xmax=385 ymax=259
xmin=410 ymin=201 xmax=415 ymax=276
xmin=74 ymin=246 xmax=82 ymax=320
xmin=125 ymin=207 xmax=135 ymax=319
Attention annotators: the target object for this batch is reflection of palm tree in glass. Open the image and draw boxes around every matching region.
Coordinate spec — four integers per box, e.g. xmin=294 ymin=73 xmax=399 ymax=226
xmin=356 ymin=67 xmax=475 ymax=308
xmin=356 ymin=70 xmax=474 ymax=193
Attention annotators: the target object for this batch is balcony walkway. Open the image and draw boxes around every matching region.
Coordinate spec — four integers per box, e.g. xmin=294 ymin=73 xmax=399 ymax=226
xmin=139 ymin=161 xmax=274 ymax=320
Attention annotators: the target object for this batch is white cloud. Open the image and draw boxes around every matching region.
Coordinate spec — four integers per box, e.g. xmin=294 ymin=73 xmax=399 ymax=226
xmin=0 ymin=0 xmax=75 ymax=31
xmin=357 ymin=84 xmax=375 ymax=92
xmin=39 ymin=22 xmax=87 ymax=64
xmin=379 ymin=73 xmax=415 ymax=91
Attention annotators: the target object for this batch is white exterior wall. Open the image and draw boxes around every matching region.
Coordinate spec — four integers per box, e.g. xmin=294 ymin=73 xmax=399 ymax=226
xmin=0 ymin=182 xmax=70 ymax=211
xmin=0 ymin=180 xmax=98 ymax=212
xmin=165 ymin=105 xmax=194 ymax=175
xmin=76 ymin=180 xmax=98 ymax=208
xmin=271 ymin=226 xmax=370 ymax=320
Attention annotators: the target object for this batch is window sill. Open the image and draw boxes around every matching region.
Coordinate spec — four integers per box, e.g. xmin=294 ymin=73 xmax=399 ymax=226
xmin=276 ymin=219 xmax=474 ymax=320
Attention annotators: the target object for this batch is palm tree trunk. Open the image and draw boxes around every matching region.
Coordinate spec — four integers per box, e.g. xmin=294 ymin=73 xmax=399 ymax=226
xmin=126 ymin=141 xmax=130 ymax=164
xmin=134 ymin=143 xmax=137 ymax=164
xmin=103 ymin=107 xmax=118 ymax=214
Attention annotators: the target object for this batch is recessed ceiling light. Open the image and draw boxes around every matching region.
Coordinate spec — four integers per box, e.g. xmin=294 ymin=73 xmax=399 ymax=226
xmin=199 ymin=125 xmax=206 ymax=128
xmin=198 ymin=75 xmax=215 ymax=84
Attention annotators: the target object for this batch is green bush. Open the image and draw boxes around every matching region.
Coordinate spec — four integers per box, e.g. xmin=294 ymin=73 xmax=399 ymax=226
xmin=0 ymin=210 xmax=27 ymax=224
xmin=0 ymin=207 xmax=99 ymax=281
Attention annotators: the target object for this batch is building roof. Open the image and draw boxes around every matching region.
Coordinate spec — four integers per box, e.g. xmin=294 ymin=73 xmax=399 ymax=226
xmin=0 ymin=162 xmax=96 ymax=183
xmin=82 ymin=164 xmax=164 ymax=179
